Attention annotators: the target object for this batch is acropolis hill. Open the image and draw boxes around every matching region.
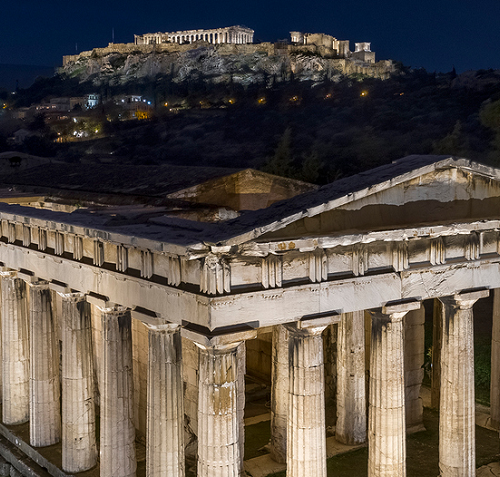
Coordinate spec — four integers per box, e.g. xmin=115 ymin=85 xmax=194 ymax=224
xmin=60 ymin=25 xmax=394 ymax=86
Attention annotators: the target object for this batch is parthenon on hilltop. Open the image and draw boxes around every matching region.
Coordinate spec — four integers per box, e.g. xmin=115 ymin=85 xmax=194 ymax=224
xmin=134 ymin=25 xmax=254 ymax=46
xmin=0 ymin=155 xmax=498 ymax=476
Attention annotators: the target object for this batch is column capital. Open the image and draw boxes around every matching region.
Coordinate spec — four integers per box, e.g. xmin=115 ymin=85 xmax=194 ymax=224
xmin=369 ymin=299 xmax=421 ymax=323
xmin=58 ymin=291 xmax=86 ymax=302
xmin=285 ymin=319 xmax=330 ymax=336
xmin=439 ymin=288 xmax=489 ymax=309
xmin=97 ymin=304 xmax=128 ymax=314
xmin=0 ymin=270 xmax=17 ymax=278
xmin=145 ymin=322 xmax=180 ymax=333
xmin=27 ymin=279 xmax=49 ymax=289
xmin=182 ymin=326 xmax=256 ymax=350
xmin=382 ymin=299 xmax=421 ymax=315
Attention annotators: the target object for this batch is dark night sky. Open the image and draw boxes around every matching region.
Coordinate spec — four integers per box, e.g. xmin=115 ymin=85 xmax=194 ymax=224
xmin=1 ymin=0 xmax=499 ymax=73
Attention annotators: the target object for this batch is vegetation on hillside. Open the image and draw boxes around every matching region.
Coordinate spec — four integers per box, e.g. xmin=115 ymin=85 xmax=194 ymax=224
xmin=2 ymin=67 xmax=500 ymax=183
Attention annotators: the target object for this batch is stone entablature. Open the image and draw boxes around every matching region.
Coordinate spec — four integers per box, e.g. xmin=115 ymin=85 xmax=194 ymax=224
xmin=0 ymin=156 xmax=499 ymax=332
xmin=134 ymin=25 xmax=254 ymax=46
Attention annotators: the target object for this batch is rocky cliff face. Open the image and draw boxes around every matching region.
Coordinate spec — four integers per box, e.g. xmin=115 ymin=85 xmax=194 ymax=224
xmin=60 ymin=44 xmax=365 ymax=86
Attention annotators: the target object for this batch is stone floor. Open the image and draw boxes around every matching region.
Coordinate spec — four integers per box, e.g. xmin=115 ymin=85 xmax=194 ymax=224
xmin=243 ymin=386 xmax=500 ymax=477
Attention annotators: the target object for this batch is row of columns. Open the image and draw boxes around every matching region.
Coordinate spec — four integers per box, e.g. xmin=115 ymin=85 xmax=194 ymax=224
xmin=171 ymin=31 xmax=252 ymax=45
xmin=0 ymin=270 xmax=247 ymax=477
xmin=269 ymin=291 xmax=486 ymax=477
xmin=0 ymin=267 xmax=489 ymax=477
xmin=0 ymin=272 xmax=138 ymax=476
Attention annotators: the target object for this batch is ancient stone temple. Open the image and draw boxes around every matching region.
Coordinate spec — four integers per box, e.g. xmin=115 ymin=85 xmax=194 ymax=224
xmin=0 ymin=155 xmax=498 ymax=476
xmin=134 ymin=25 xmax=254 ymax=46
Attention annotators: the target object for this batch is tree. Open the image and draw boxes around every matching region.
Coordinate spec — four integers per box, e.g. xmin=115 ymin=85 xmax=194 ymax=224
xmin=261 ymin=127 xmax=295 ymax=178
xmin=480 ymin=100 xmax=500 ymax=164
xmin=298 ymin=150 xmax=323 ymax=183
xmin=432 ymin=121 xmax=470 ymax=157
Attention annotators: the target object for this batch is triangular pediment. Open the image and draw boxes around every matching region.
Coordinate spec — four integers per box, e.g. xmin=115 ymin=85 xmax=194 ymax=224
xmin=210 ymin=156 xmax=500 ymax=247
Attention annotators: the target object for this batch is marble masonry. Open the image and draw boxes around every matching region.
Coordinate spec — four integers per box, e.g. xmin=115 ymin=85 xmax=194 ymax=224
xmin=0 ymin=155 xmax=497 ymax=476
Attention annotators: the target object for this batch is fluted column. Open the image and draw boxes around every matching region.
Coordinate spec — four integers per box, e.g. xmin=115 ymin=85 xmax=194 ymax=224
xmin=285 ymin=322 xmax=328 ymax=477
xmin=270 ymin=324 xmax=289 ymax=463
xmin=336 ymin=311 xmax=366 ymax=445
xmin=60 ymin=292 xmax=97 ymax=472
xmin=146 ymin=323 xmax=184 ymax=477
xmin=490 ymin=288 xmax=500 ymax=430
xmin=368 ymin=301 xmax=420 ymax=477
xmin=431 ymin=298 xmax=443 ymax=409
xmin=1 ymin=271 xmax=29 ymax=425
xmin=404 ymin=307 xmax=425 ymax=430
xmin=197 ymin=341 xmax=243 ymax=477
xmin=29 ymin=281 xmax=60 ymax=447
xmin=100 ymin=306 xmax=136 ymax=477
xmin=439 ymin=289 xmax=488 ymax=477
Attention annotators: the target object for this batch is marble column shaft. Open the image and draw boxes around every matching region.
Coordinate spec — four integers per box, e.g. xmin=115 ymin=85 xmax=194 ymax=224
xmin=1 ymin=272 xmax=29 ymax=425
xmin=490 ymin=288 xmax=500 ymax=430
xmin=146 ymin=324 xmax=184 ymax=477
xmin=29 ymin=281 xmax=61 ymax=447
xmin=404 ymin=307 xmax=425 ymax=430
xmin=336 ymin=311 xmax=366 ymax=445
xmin=61 ymin=293 xmax=97 ymax=472
xmin=197 ymin=342 xmax=243 ymax=477
xmin=286 ymin=323 xmax=327 ymax=477
xmin=270 ymin=324 xmax=289 ymax=463
xmin=100 ymin=307 xmax=136 ymax=477
xmin=438 ymin=290 xmax=487 ymax=477
xmin=368 ymin=302 xmax=420 ymax=477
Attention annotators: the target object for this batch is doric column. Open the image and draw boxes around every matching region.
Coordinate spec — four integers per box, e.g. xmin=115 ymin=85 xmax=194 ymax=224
xmin=100 ymin=306 xmax=136 ymax=477
xmin=1 ymin=271 xmax=29 ymax=425
xmin=270 ymin=324 xmax=289 ymax=463
xmin=368 ymin=300 xmax=420 ymax=477
xmin=29 ymin=281 xmax=60 ymax=447
xmin=285 ymin=321 xmax=328 ymax=477
xmin=404 ymin=306 xmax=425 ymax=430
xmin=146 ymin=323 xmax=184 ymax=477
xmin=490 ymin=288 xmax=500 ymax=429
xmin=60 ymin=292 xmax=97 ymax=472
xmin=336 ymin=311 xmax=366 ymax=445
xmin=431 ymin=298 xmax=443 ymax=409
xmin=439 ymin=289 xmax=488 ymax=477
xmin=197 ymin=341 xmax=244 ymax=477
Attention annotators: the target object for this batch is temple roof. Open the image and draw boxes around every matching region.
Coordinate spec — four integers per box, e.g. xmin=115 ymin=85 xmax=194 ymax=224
xmin=0 ymin=155 xmax=499 ymax=255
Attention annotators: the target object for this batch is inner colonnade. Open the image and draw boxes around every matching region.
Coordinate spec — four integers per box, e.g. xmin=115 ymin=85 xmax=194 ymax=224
xmin=0 ymin=155 xmax=498 ymax=476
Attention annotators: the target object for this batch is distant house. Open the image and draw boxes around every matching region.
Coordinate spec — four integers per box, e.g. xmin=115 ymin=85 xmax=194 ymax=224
xmin=11 ymin=128 xmax=35 ymax=144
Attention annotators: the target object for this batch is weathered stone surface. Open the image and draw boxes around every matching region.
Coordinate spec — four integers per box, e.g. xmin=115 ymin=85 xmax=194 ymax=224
xmin=431 ymin=298 xmax=442 ymax=409
xmin=9 ymin=467 xmax=21 ymax=477
xmin=368 ymin=301 xmax=420 ymax=477
xmin=285 ymin=323 xmax=327 ymax=477
xmin=438 ymin=290 xmax=488 ymax=477
xmin=404 ymin=307 xmax=425 ymax=430
xmin=100 ymin=307 xmax=136 ymax=477
xmin=61 ymin=293 xmax=97 ymax=472
xmin=146 ymin=324 xmax=184 ymax=477
xmin=29 ymin=281 xmax=60 ymax=447
xmin=490 ymin=288 xmax=500 ymax=430
xmin=270 ymin=325 xmax=288 ymax=464
xmin=197 ymin=342 xmax=243 ymax=477
xmin=1 ymin=273 xmax=29 ymax=425
xmin=336 ymin=311 xmax=366 ymax=445
xmin=0 ymin=456 xmax=9 ymax=477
